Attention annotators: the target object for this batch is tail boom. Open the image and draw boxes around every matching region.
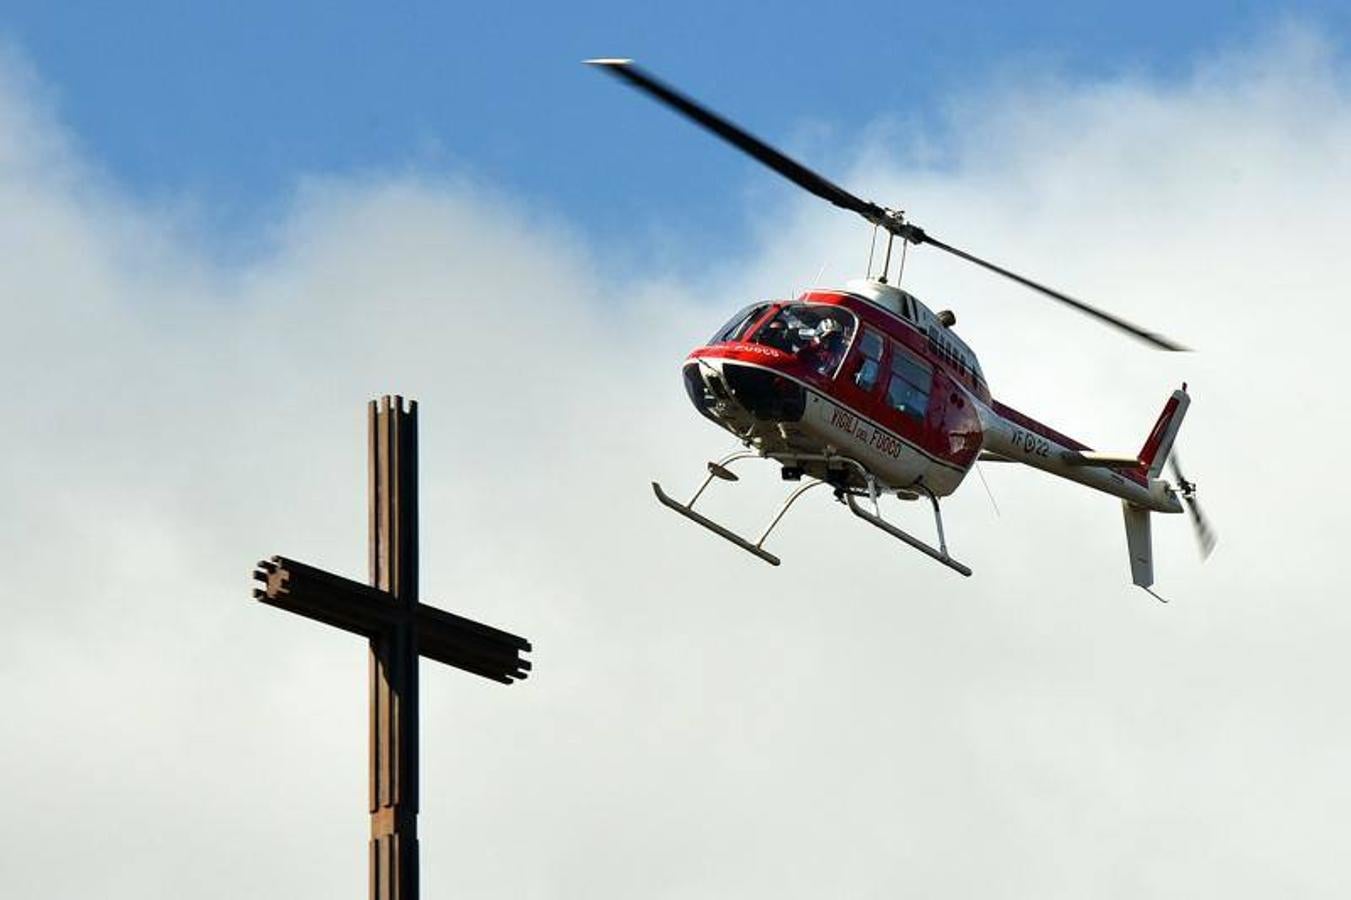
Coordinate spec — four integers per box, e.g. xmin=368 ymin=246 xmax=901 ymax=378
xmin=977 ymin=399 xmax=1181 ymax=514
xmin=976 ymin=387 xmax=1196 ymax=592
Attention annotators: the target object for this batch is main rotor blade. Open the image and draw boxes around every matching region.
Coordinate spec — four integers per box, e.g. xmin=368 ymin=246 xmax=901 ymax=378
xmin=589 ymin=58 xmax=1189 ymax=352
xmin=586 ymin=59 xmax=892 ymax=228
xmin=921 ymin=234 xmax=1190 ymax=351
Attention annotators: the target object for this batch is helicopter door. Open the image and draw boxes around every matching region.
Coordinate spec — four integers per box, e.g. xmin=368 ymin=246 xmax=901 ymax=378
xmin=848 ymin=329 xmax=886 ymax=395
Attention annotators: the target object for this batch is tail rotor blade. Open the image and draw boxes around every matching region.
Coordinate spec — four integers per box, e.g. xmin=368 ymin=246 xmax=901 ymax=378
xmin=1183 ymin=495 xmax=1218 ymax=559
xmin=1168 ymin=453 xmax=1189 ymax=487
xmin=1169 ymin=452 xmax=1216 ymax=558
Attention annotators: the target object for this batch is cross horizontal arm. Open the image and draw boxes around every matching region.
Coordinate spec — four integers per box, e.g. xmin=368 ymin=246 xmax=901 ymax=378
xmin=253 ymin=556 xmax=532 ymax=684
xmin=255 ymin=556 xmax=398 ymax=637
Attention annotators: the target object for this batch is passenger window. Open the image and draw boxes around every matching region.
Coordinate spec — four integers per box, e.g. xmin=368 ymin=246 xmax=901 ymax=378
xmin=886 ymin=345 xmax=932 ymax=420
xmin=854 ymin=329 xmax=885 ymax=391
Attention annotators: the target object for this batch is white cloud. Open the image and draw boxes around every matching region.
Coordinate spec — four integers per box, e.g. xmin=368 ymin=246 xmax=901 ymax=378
xmin=2 ymin=26 xmax=1350 ymax=898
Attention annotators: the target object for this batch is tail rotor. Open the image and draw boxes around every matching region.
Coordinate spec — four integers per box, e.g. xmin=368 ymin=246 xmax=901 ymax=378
xmin=1169 ymin=452 xmax=1217 ymax=559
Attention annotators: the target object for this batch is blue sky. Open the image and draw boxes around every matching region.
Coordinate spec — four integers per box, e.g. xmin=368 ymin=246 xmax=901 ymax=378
xmin=5 ymin=1 xmax=1348 ymax=260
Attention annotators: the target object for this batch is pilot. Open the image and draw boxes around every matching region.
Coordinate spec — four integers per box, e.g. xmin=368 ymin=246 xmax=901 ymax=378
xmin=762 ymin=316 xmax=791 ymax=351
xmin=811 ymin=317 xmax=846 ymax=373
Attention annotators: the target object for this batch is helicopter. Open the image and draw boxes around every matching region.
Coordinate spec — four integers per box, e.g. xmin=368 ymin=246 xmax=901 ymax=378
xmin=588 ymin=59 xmax=1215 ymax=596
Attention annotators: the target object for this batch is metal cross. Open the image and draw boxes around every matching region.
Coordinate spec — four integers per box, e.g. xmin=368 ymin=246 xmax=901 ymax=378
xmin=252 ymin=396 xmax=532 ymax=899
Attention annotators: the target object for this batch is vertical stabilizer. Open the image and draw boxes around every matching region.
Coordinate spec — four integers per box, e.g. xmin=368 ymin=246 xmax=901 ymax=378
xmin=1122 ymin=502 xmax=1153 ymax=588
xmin=1139 ymin=387 xmax=1190 ymax=478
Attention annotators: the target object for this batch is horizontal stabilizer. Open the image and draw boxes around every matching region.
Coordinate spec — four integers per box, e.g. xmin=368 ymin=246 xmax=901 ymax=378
xmin=1062 ymin=450 xmax=1142 ymax=469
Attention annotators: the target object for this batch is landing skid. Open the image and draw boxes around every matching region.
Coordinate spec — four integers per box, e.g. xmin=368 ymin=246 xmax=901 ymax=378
xmin=652 ymin=452 xmax=828 ymax=566
xmin=653 ymin=452 xmax=973 ymax=576
xmin=844 ymin=490 xmax=972 ymax=577
xmin=653 ymin=482 xmax=783 ymax=565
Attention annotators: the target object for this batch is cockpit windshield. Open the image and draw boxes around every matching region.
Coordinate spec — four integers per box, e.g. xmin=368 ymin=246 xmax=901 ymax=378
xmin=709 ymin=303 xmax=771 ymax=344
xmin=749 ymin=304 xmax=857 ymax=376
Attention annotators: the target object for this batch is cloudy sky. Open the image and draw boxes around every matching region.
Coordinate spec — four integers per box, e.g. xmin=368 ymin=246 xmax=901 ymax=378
xmin=3 ymin=6 xmax=1350 ymax=899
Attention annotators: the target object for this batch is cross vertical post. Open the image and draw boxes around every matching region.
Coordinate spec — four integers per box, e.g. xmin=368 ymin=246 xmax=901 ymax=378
xmin=369 ymin=396 xmax=419 ymax=900
xmin=252 ymin=395 xmax=532 ymax=900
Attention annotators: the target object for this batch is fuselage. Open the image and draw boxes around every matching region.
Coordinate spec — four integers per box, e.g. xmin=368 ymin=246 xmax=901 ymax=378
xmin=683 ymin=279 xmax=1181 ymax=513
xmin=684 ymin=279 xmax=985 ymax=497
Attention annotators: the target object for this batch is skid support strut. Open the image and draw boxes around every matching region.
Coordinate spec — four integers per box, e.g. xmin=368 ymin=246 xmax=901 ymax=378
xmin=844 ymin=485 xmax=972 ymax=577
xmin=652 ymin=453 xmax=828 ymax=566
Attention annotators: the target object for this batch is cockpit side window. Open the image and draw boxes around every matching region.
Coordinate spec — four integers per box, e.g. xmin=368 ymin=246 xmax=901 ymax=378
xmin=748 ymin=304 xmax=857 ymax=376
xmin=709 ymin=303 xmax=771 ymax=344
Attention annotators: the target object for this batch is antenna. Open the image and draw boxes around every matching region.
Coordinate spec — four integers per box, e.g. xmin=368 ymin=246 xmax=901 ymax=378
xmin=811 ymin=260 xmax=828 ymax=289
xmin=974 ymin=462 xmax=1000 ymax=518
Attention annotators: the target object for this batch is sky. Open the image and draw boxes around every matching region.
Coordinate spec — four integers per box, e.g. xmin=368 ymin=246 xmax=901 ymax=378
xmin=3 ymin=6 xmax=1351 ymax=899
xmin=5 ymin=1 xmax=1351 ymax=256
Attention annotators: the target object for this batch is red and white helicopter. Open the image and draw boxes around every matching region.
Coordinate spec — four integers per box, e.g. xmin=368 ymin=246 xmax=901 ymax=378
xmin=590 ymin=60 xmax=1215 ymax=596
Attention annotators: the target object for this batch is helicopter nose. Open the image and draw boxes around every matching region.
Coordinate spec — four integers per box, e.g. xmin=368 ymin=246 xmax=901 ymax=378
xmin=682 ymin=361 xmax=722 ymax=422
xmin=683 ymin=358 xmax=805 ymax=424
xmin=720 ymin=362 xmax=806 ymax=422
